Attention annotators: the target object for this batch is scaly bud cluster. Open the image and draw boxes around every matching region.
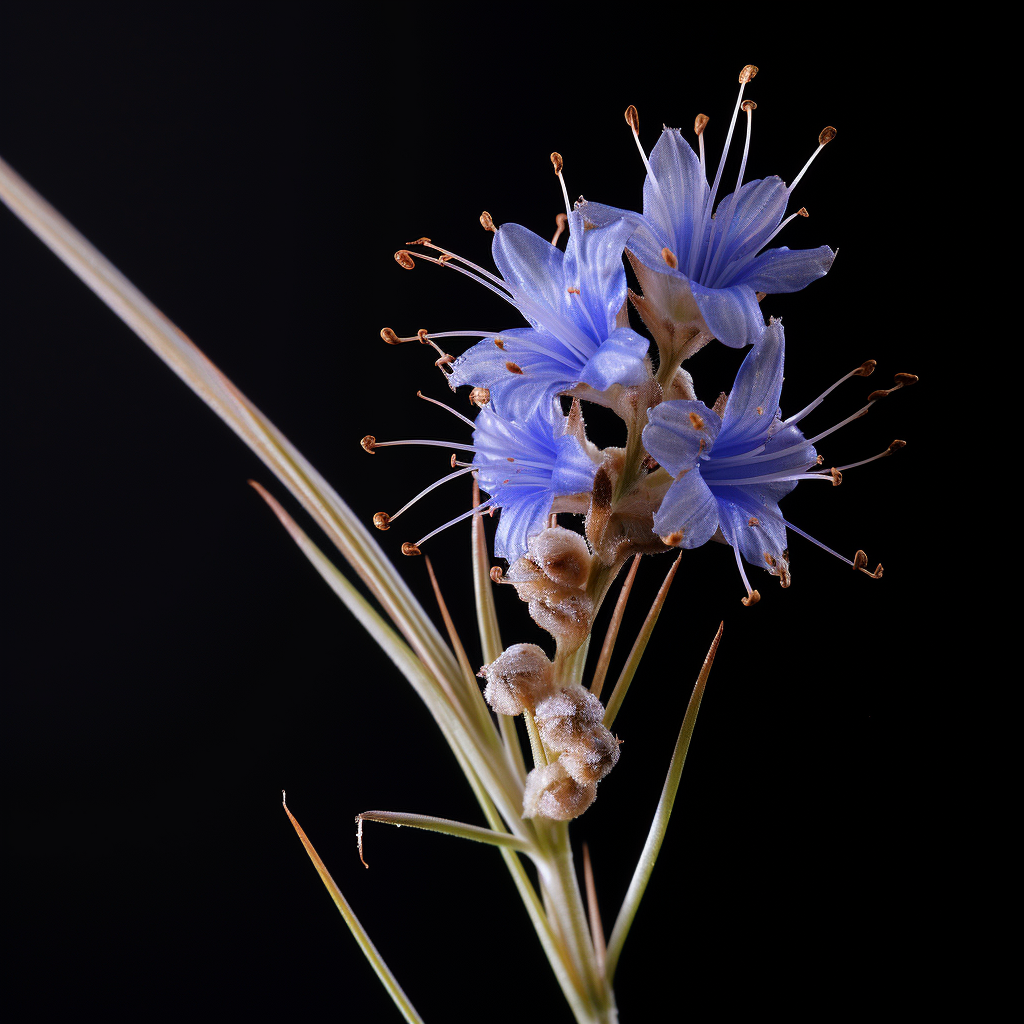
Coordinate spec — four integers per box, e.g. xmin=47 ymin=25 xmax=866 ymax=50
xmin=479 ymin=644 xmax=620 ymax=820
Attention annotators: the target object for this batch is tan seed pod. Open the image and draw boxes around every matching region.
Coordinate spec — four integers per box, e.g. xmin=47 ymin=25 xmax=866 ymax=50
xmin=534 ymin=684 xmax=605 ymax=752
xmin=528 ymin=592 xmax=594 ymax=650
xmin=559 ymin=723 xmax=620 ymax=785
xmin=525 ymin=527 xmax=592 ymax=590
xmin=522 ymin=762 xmax=597 ymax=821
xmin=479 ymin=643 xmax=554 ymax=716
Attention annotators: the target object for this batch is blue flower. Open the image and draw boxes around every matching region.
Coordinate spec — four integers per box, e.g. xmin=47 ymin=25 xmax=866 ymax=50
xmin=581 ymin=86 xmax=835 ymax=351
xmin=643 ymin=320 xmax=883 ymax=603
xmin=445 ymin=209 xmax=651 ymax=416
xmin=473 ymin=396 xmax=597 ymax=562
xmin=367 ymin=392 xmax=597 ymax=563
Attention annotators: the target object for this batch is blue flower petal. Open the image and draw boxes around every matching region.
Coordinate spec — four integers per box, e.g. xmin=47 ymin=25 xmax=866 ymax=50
xmin=643 ymin=400 xmax=721 ymax=477
xmin=652 ymin=469 xmax=720 ymax=548
xmin=740 ymin=245 xmax=836 ymax=294
xmin=713 ymin=487 xmax=789 ymax=569
xmin=705 ymin=176 xmax=789 ymax=285
xmin=491 ymin=224 xmax=569 ymax=328
xmin=644 ymin=128 xmax=709 ymax=262
xmin=563 ymin=212 xmax=632 ymax=333
xmin=552 ymin=433 xmax=599 ymax=496
xmin=493 ymin=489 xmax=554 ymax=563
xmin=578 ymin=326 xmax=651 ymax=392
xmin=689 ymin=279 xmax=764 ymax=349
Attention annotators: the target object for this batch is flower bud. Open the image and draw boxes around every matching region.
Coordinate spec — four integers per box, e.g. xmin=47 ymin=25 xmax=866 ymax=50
xmin=522 ymin=761 xmax=597 ymax=821
xmin=479 ymin=643 xmax=553 ymax=715
xmin=525 ymin=527 xmax=592 ymax=589
xmin=527 ymin=592 xmax=594 ymax=650
xmin=534 ymin=684 xmax=604 ymax=751
xmin=559 ymin=724 xmax=620 ymax=785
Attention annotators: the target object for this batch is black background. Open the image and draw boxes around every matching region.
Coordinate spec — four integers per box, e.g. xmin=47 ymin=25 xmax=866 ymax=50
xmin=3 ymin=13 xmax=943 ymax=1022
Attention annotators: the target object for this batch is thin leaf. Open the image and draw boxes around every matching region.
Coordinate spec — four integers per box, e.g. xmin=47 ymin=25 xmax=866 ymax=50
xmin=356 ymin=810 xmax=535 ymax=865
xmin=590 ymin=555 xmax=641 ymax=700
xmin=582 ymin=842 xmax=606 ymax=976
xmin=0 ymin=156 xmax=462 ymax=705
xmin=603 ymin=553 xmax=682 ymax=729
xmin=282 ymin=793 xmax=425 ymax=1024
xmin=604 ymin=621 xmax=724 ymax=983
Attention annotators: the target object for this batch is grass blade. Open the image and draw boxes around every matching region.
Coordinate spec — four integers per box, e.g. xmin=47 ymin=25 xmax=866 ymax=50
xmin=590 ymin=555 xmax=641 ymax=700
xmin=356 ymin=810 xmax=535 ymax=866
xmin=603 ymin=554 xmax=682 ymax=729
xmin=604 ymin=621 xmax=723 ymax=982
xmin=282 ymin=794 xmax=425 ymax=1024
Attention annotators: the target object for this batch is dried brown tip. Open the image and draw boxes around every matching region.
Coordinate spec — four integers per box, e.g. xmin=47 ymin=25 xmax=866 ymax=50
xmin=469 ymin=387 xmax=490 ymax=408
xmin=694 ymin=113 xmax=709 ymax=136
xmin=829 ymin=467 xmax=843 ymax=486
xmin=742 ymin=99 xmax=757 ymax=112
xmin=372 ymin=512 xmax=391 ymax=531
xmin=401 ymin=542 xmax=422 ymax=557
xmin=855 ymin=359 xmax=877 ymax=377
xmin=661 ymin=247 xmax=678 ymax=269
xmin=360 ymin=434 xmax=377 ymax=454
xmin=819 ymin=126 xmax=837 ymax=145
xmin=550 ymin=151 xmax=564 ymax=175
xmin=489 ymin=566 xmax=504 ymax=584
xmin=741 ymin=588 xmax=761 ymax=607
xmin=394 ymin=250 xmax=415 ymax=270
xmin=624 ymin=104 xmax=640 ymax=133
xmin=380 ymin=327 xmax=402 ymax=345
xmin=480 ymin=210 xmax=497 ymax=233
xmin=739 ymin=64 xmax=758 ymax=84
xmin=888 ymin=439 xmax=907 ymax=452
xmin=755 ymin=291 xmax=767 ymax=302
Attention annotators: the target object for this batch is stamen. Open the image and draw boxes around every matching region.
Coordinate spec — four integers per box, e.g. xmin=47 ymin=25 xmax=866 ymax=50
xmin=694 ymin=114 xmax=709 ymax=177
xmin=830 ymin=439 xmax=906 ymax=472
xmin=480 ymin=210 xmax=497 ymax=233
xmin=788 ymin=126 xmax=837 ymax=192
xmin=551 ymin=212 xmax=568 ymax=246
xmin=756 ymin=206 xmax=810 ymax=251
xmin=776 ymin=514 xmax=882 ymax=578
xmin=416 ymin=390 xmax=476 ymax=428
xmin=785 ymin=359 xmax=878 ymax=427
xmin=361 ymin=434 xmax=377 ymax=454
xmin=624 ymin=104 xmax=674 ymax=241
xmin=661 ymin=247 xmax=678 ymax=269
xmin=489 ymin=565 xmax=504 ymax=583
xmin=367 ymin=438 xmax=478 ymax=453
xmin=868 ymin=373 xmax=919 ymax=402
xmin=550 ymin=152 xmax=573 ymax=218
xmin=412 ymin=497 xmax=498 ymax=549
xmin=394 ymin=250 xmax=416 ymax=270
xmin=374 ymin=466 xmax=478 ymax=531
xmin=402 ymin=542 xmax=422 ymax=556
xmin=734 ymin=543 xmax=760 ymax=607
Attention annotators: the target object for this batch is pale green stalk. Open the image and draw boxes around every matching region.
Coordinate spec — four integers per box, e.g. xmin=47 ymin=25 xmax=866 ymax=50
xmin=356 ymin=811 xmax=535 ymax=858
xmin=604 ymin=621 xmax=723 ymax=982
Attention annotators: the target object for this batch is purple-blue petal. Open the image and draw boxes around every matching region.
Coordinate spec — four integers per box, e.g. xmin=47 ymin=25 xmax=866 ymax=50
xmin=578 ymin=326 xmax=651 ymax=392
xmin=652 ymin=469 xmax=720 ymax=548
xmin=643 ymin=399 xmax=721 ymax=477
xmin=690 ymin=279 xmax=765 ymax=349
xmin=739 ymin=245 xmax=836 ymax=294
xmin=644 ymin=128 xmax=709 ymax=262
xmin=715 ymin=319 xmax=786 ymax=455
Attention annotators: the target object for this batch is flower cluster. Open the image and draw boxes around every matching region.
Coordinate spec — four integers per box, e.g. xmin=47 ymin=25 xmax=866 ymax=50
xmin=366 ymin=65 xmax=915 ymax=817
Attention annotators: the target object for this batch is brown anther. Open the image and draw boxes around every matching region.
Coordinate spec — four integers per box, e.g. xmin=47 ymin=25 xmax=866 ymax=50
xmin=494 ymin=338 xmax=505 ymax=349
xmin=855 ymin=359 xmax=877 ymax=376
xmin=755 ymin=291 xmax=767 ymax=302
xmin=401 ymin=542 xmax=422 ymax=557
xmin=889 ymin=439 xmax=907 ymax=452
xmin=661 ymin=247 xmax=678 ymax=269
xmin=869 ymin=373 xmax=917 ymax=401
xmin=372 ymin=512 xmax=391 ymax=531
xmin=742 ymin=99 xmax=757 ymax=112
xmin=360 ymin=435 xmax=377 ymax=454
xmin=506 ymin=457 xmax=515 ymax=463
xmin=550 ymin=152 xmax=564 ymax=175
xmin=816 ymin=454 xmax=824 ymax=465
xmin=417 ymin=328 xmax=430 ymax=343
xmin=830 ymin=467 xmax=843 ymax=486
xmin=764 ymin=552 xmax=776 ymax=566
xmin=749 ymin=517 xmax=761 ymax=527
xmin=551 ymin=212 xmax=568 ymax=246
xmin=853 ymin=549 xmax=868 ymax=571
xmin=756 ymin=406 xmax=764 ymax=415
xmin=380 ymin=327 xmax=402 ymax=345
xmin=407 ymin=236 xmax=431 ymax=246
xmin=567 ymin=286 xmax=581 ymax=295
xmin=662 ymin=531 xmax=684 ymax=546
xmin=506 ymin=361 xmax=524 ymax=374
xmin=739 ymin=64 xmax=759 ymax=84
xmin=625 ymin=104 xmax=640 ymax=133
xmin=450 ymin=453 xmax=458 ymax=469
xmin=819 ymin=126 xmax=837 ymax=145
xmin=797 ymin=207 xmax=809 ymax=217
xmin=394 ymin=250 xmax=415 ymax=270
xmin=434 ymin=353 xmax=455 ymax=368
xmin=480 ymin=211 xmax=497 ymax=233
xmin=741 ymin=589 xmax=761 ymax=607
xmin=469 ymin=387 xmax=490 ymax=408
xmin=489 ymin=566 xmax=504 ymax=584
xmin=694 ymin=113 xmax=709 ymax=136
xmin=698 ymin=437 xmax=706 ymax=451
xmin=894 ymin=373 xmax=919 ymax=386
xmin=689 ymin=411 xmax=705 ymax=430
